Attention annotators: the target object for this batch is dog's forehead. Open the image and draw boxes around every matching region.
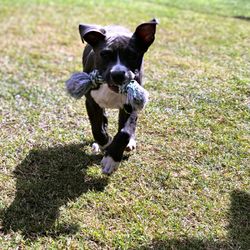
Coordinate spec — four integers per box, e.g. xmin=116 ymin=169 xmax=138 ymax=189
xmin=105 ymin=35 xmax=131 ymax=50
xmin=105 ymin=25 xmax=132 ymax=36
xmin=103 ymin=25 xmax=133 ymax=50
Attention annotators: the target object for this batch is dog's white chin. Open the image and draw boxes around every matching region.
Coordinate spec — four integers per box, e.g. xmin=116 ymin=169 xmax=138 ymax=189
xmin=107 ymin=84 xmax=120 ymax=93
xmin=91 ymin=84 xmax=127 ymax=109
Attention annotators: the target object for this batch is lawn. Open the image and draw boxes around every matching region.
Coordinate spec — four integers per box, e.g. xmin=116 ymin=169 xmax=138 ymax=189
xmin=0 ymin=0 xmax=249 ymax=249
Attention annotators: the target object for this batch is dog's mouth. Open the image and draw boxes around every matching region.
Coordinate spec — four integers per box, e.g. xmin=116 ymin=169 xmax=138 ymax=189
xmin=104 ymin=70 xmax=136 ymax=93
xmin=106 ymin=75 xmax=123 ymax=93
xmin=107 ymin=83 xmax=120 ymax=93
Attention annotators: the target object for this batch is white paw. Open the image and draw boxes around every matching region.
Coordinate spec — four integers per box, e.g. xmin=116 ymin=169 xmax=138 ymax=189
xmin=92 ymin=137 xmax=113 ymax=154
xmin=126 ymin=138 xmax=136 ymax=151
xmin=101 ymin=156 xmax=120 ymax=175
xmin=92 ymin=143 xmax=101 ymax=154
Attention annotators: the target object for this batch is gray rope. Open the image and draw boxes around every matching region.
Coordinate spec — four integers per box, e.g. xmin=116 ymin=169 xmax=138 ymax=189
xmin=66 ymin=70 xmax=105 ymax=99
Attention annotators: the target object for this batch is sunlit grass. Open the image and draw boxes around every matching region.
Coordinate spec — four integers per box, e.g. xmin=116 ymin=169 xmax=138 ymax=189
xmin=0 ymin=0 xmax=249 ymax=249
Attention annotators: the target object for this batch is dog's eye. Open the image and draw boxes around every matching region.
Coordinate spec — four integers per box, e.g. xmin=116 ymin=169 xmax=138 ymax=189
xmin=100 ymin=50 xmax=113 ymax=60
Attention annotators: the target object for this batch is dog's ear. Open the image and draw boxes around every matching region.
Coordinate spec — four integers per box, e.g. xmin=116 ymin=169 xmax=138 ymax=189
xmin=79 ymin=24 xmax=106 ymax=48
xmin=133 ymin=18 xmax=158 ymax=51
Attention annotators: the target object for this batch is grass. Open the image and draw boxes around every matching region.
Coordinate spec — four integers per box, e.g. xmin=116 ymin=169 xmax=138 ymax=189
xmin=0 ymin=0 xmax=249 ymax=249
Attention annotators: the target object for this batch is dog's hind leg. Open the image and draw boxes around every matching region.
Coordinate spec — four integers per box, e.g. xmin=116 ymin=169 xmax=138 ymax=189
xmin=101 ymin=108 xmax=137 ymax=175
xmin=85 ymin=96 xmax=111 ymax=153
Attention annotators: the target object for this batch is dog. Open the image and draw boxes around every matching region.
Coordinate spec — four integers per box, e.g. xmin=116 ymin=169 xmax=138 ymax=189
xmin=78 ymin=19 xmax=158 ymax=174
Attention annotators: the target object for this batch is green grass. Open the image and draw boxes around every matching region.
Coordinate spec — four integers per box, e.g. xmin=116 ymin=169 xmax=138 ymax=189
xmin=0 ymin=0 xmax=249 ymax=249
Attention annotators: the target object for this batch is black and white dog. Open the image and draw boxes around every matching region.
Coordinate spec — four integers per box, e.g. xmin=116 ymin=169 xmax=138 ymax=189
xmin=78 ymin=19 xmax=158 ymax=174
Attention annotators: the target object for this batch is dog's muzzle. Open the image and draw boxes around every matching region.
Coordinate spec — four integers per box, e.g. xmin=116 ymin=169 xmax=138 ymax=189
xmin=108 ymin=70 xmax=136 ymax=93
xmin=110 ymin=69 xmax=126 ymax=84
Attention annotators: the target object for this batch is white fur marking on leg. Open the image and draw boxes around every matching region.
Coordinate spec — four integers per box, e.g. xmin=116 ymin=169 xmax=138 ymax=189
xmin=91 ymin=137 xmax=112 ymax=154
xmin=92 ymin=143 xmax=101 ymax=154
xmin=126 ymin=138 xmax=136 ymax=151
xmin=101 ymin=156 xmax=120 ymax=175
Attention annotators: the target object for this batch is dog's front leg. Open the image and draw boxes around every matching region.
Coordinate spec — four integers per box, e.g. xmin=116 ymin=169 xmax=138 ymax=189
xmin=119 ymin=108 xmax=137 ymax=151
xmin=101 ymin=108 xmax=137 ymax=175
xmin=85 ymin=95 xmax=111 ymax=153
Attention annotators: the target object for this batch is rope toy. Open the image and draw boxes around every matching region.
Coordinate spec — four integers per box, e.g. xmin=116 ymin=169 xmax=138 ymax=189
xmin=65 ymin=70 xmax=105 ymax=99
xmin=66 ymin=70 xmax=149 ymax=111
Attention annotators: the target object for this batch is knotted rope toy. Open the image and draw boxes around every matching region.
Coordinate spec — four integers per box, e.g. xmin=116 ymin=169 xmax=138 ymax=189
xmin=65 ymin=70 xmax=104 ymax=99
xmin=66 ymin=70 xmax=149 ymax=111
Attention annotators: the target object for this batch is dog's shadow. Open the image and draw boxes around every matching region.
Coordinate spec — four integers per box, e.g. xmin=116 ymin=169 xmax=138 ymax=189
xmin=1 ymin=143 xmax=108 ymax=238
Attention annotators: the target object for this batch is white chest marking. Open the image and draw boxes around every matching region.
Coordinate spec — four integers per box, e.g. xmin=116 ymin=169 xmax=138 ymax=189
xmin=91 ymin=84 xmax=127 ymax=109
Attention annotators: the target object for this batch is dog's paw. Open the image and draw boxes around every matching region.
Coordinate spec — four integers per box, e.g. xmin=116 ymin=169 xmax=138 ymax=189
xmin=92 ymin=142 xmax=101 ymax=154
xmin=101 ymin=156 xmax=120 ymax=175
xmin=126 ymin=138 xmax=136 ymax=151
xmin=92 ymin=137 xmax=113 ymax=154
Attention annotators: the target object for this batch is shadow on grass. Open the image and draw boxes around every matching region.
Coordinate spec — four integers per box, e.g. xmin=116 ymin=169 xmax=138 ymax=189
xmin=0 ymin=143 xmax=108 ymax=238
xmin=1 ymin=144 xmax=249 ymax=247
xmin=140 ymin=190 xmax=250 ymax=250
xmin=233 ymin=15 xmax=250 ymax=21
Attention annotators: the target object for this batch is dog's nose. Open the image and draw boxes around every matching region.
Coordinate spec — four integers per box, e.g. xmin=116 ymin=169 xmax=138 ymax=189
xmin=110 ymin=69 xmax=126 ymax=83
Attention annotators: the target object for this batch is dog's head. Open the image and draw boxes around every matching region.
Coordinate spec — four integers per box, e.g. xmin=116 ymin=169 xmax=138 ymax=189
xmin=79 ymin=19 xmax=158 ymax=92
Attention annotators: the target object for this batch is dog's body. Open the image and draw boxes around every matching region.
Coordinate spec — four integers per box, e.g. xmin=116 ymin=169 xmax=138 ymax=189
xmin=79 ymin=19 xmax=157 ymax=174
